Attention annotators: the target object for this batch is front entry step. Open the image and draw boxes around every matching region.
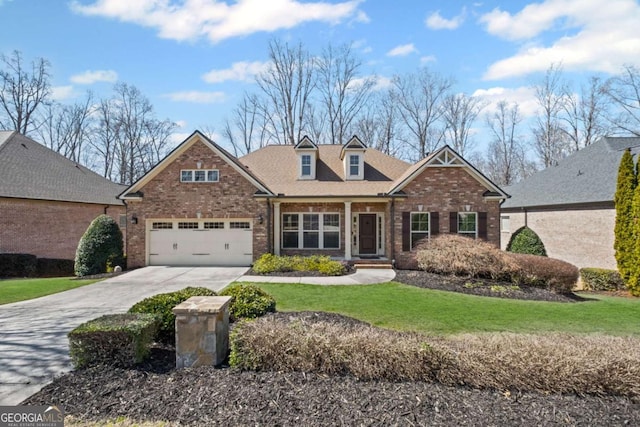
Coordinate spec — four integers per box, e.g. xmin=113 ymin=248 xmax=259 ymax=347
xmin=353 ymin=263 xmax=393 ymax=270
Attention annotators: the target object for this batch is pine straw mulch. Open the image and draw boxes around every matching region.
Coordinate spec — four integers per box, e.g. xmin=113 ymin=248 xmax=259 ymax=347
xmin=394 ymin=270 xmax=588 ymax=302
xmin=24 ymin=312 xmax=640 ymax=426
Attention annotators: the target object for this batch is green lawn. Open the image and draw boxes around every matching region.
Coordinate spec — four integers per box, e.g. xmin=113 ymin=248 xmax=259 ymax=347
xmin=0 ymin=277 xmax=101 ymax=305
xmin=251 ymin=281 xmax=640 ymax=336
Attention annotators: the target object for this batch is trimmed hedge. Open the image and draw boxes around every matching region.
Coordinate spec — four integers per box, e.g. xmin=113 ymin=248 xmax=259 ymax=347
xmin=128 ymin=287 xmax=217 ymax=343
xmin=0 ymin=253 xmax=37 ymax=277
xmin=508 ymin=253 xmax=579 ymax=294
xmin=580 ymin=268 xmax=626 ymax=291
xmin=68 ymin=313 xmax=158 ymax=369
xmin=507 ymin=226 xmax=547 ymax=256
xmin=75 ymin=215 xmax=124 ymax=277
xmin=36 ymin=258 xmax=75 ymax=277
xmin=253 ymin=254 xmax=346 ymax=276
xmin=219 ymin=283 xmax=276 ymax=322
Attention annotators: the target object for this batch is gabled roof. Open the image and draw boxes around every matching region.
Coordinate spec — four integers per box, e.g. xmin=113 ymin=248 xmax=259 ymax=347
xmin=240 ymin=144 xmax=409 ymax=197
xmin=294 ymin=136 xmax=318 ymax=150
xmin=119 ymin=130 xmax=273 ymax=199
xmin=388 ymin=145 xmax=508 ymax=199
xmin=502 ymin=137 xmax=640 ymax=209
xmin=339 ymin=135 xmax=366 ymax=160
xmin=0 ymin=131 xmax=125 ymax=205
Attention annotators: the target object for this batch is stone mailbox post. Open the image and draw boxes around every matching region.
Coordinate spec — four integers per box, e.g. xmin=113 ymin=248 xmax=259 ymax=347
xmin=172 ymin=295 xmax=232 ymax=369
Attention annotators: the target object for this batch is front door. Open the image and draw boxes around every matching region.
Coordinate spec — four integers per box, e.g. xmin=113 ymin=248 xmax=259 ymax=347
xmin=358 ymin=214 xmax=377 ymax=254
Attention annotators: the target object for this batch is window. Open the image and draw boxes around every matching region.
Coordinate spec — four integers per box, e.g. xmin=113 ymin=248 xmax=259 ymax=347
xmin=204 ymin=222 xmax=225 ymax=229
xmin=458 ymin=212 xmax=477 ymax=237
xmin=349 ymin=154 xmax=360 ymax=176
xmin=180 ymin=169 xmax=219 ymax=182
xmin=500 ymin=215 xmax=510 ymax=232
xmin=410 ymin=213 xmax=430 ymax=248
xmin=152 ymin=222 xmax=173 ymax=229
xmin=230 ymin=221 xmax=251 ymax=229
xmin=119 ymin=214 xmax=127 ymax=228
xmin=301 ymin=154 xmax=312 ymax=177
xmin=178 ymin=222 xmax=199 ymax=229
xmin=282 ymin=213 xmax=340 ymax=249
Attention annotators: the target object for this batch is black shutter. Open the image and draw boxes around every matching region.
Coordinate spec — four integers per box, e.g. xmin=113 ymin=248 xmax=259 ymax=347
xmin=449 ymin=212 xmax=458 ymax=233
xmin=402 ymin=212 xmax=411 ymax=251
xmin=431 ymin=212 xmax=439 ymax=236
xmin=478 ymin=212 xmax=488 ymax=240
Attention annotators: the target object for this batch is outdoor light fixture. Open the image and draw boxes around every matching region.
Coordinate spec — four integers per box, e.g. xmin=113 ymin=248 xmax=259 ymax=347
xmin=258 ymin=214 xmax=264 ymax=224
xmin=464 ymin=204 xmax=471 ymax=212
xmin=196 ymin=161 xmax=202 ymax=169
xmin=196 ymin=211 xmax=202 ymax=219
xmin=417 ymin=204 xmax=423 ymax=212
xmin=131 ymin=215 xmax=138 ymax=224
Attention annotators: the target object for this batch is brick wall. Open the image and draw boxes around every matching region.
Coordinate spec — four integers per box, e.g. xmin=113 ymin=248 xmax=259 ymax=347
xmin=392 ymin=167 xmax=501 ymax=269
xmin=500 ymin=208 xmax=616 ymax=270
xmin=126 ymin=139 xmax=268 ymax=268
xmin=0 ymin=197 xmax=125 ymax=260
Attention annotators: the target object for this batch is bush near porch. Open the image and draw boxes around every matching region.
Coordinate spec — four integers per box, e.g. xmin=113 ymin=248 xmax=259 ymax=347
xmin=252 ymin=254 xmax=346 ymax=276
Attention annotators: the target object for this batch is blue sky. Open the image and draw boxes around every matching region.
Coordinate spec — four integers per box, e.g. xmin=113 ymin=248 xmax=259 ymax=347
xmin=2 ymin=0 xmax=640 ymax=152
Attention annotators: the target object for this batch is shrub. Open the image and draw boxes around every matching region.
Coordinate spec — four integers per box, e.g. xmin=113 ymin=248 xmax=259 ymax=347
xmin=128 ymin=287 xmax=216 ymax=343
xmin=614 ymin=148 xmax=637 ymax=282
xmin=415 ymin=234 xmax=516 ymax=280
xmin=74 ymin=215 xmax=124 ymax=277
xmin=252 ymin=253 xmax=346 ymax=276
xmin=219 ymin=283 xmax=276 ymax=321
xmin=68 ymin=313 xmax=158 ymax=369
xmin=508 ymin=253 xmax=578 ymax=293
xmin=580 ymin=268 xmax=626 ymax=291
xmin=507 ymin=226 xmax=547 ymax=256
xmin=0 ymin=253 xmax=37 ymax=278
xmin=36 ymin=258 xmax=75 ymax=277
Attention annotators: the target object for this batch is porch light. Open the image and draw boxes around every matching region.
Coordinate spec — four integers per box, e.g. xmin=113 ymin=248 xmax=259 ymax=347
xmin=196 ymin=211 xmax=202 ymax=219
xmin=196 ymin=161 xmax=202 ymax=169
xmin=131 ymin=215 xmax=138 ymax=225
xmin=417 ymin=204 xmax=423 ymax=212
xmin=258 ymin=214 xmax=264 ymax=224
xmin=464 ymin=204 xmax=471 ymax=212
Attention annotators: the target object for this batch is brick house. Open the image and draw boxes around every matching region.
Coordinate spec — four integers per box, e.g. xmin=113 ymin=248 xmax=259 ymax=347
xmin=120 ymin=131 xmax=508 ymax=269
xmin=0 ymin=131 xmax=126 ymax=261
xmin=501 ymin=137 xmax=640 ymax=270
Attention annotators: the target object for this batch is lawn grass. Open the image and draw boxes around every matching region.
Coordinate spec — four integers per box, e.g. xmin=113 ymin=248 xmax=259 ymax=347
xmin=0 ymin=277 xmax=100 ymax=305
xmin=250 ymin=281 xmax=640 ymax=336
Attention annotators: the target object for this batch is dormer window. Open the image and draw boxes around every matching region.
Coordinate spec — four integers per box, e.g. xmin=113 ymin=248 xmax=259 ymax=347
xmin=340 ymin=136 xmax=366 ymax=180
xmin=295 ymin=136 xmax=318 ymax=180
xmin=349 ymin=154 xmax=360 ymax=177
xmin=301 ymin=154 xmax=312 ymax=177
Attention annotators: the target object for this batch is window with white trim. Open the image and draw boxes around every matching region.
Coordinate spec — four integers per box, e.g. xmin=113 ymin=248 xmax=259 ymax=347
xmin=204 ymin=222 xmax=225 ymax=229
xmin=349 ymin=154 xmax=360 ymax=176
xmin=301 ymin=154 xmax=312 ymax=177
xmin=230 ymin=221 xmax=251 ymax=229
xmin=500 ymin=215 xmax=510 ymax=232
xmin=152 ymin=222 xmax=173 ymax=229
xmin=282 ymin=213 xmax=340 ymax=249
xmin=458 ymin=212 xmax=477 ymax=237
xmin=180 ymin=169 xmax=219 ymax=182
xmin=410 ymin=212 xmax=430 ymax=248
xmin=178 ymin=222 xmax=199 ymax=229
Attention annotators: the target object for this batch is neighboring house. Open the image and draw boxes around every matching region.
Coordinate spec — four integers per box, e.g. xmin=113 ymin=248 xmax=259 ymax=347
xmin=120 ymin=131 xmax=508 ymax=269
xmin=0 ymin=131 xmax=126 ymax=261
xmin=501 ymin=137 xmax=640 ymax=270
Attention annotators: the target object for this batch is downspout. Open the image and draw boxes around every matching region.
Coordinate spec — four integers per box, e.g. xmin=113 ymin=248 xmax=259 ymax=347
xmin=266 ymin=198 xmax=272 ymax=254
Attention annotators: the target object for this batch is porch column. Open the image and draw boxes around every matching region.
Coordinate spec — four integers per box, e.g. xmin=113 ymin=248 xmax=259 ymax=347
xmin=344 ymin=201 xmax=352 ymax=260
xmin=273 ymin=202 xmax=281 ymax=255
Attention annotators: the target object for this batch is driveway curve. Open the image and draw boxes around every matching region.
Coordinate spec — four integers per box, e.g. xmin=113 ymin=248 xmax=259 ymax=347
xmin=0 ymin=266 xmax=247 ymax=405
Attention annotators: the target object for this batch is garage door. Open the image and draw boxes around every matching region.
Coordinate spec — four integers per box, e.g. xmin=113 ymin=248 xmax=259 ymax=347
xmin=148 ymin=220 xmax=252 ymax=266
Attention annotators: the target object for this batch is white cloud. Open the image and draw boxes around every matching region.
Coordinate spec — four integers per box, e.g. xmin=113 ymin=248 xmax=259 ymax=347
xmin=386 ymin=43 xmax=417 ymax=57
xmin=175 ymin=120 xmax=188 ymax=128
xmin=480 ymin=0 xmax=640 ymax=80
xmin=472 ymin=86 xmax=539 ymax=118
xmin=420 ymin=55 xmax=437 ymax=64
xmin=70 ymin=0 xmax=366 ymax=43
xmin=425 ymin=8 xmax=466 ymax=30
xmin=51 ymin=85 xmax=76 ymax=101
xmin=165 ymin=91 xmax=226 ymax=104
xmin=348 ymin=75 xmax=392 ymax=92
xmin=70 ymin=69 xmax=118 ymax=84
xmin=202 ymin=61 xmax=270 ymax=84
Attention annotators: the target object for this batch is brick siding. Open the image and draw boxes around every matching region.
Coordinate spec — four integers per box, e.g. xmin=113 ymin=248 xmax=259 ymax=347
xmin=0 ymin=197 xmax=125 ymax=260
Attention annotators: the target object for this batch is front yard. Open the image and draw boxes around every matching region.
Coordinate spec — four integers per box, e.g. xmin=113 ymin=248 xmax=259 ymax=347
xmin=0 ymin=277 xmax=100 ymax=305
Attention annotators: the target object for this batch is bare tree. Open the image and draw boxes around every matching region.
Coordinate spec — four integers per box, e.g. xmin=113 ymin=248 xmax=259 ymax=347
xmin=354 ymin=90 xmax=402 ymax=156
xmin=484 ymin=101 xmax=531 ymax=186
xmin=441 ymin=93 xmax=487 ymax=156
xmin=256 ymin=39 xmax=315 ymax=145
xmin=316 ymin=43 xmax=374 ymax=144
xmin=603 ymin=65 xmax=640 ymax=136
xmin=223 ymin=93 xmax=270 ymax=156
xmin=392 ymin=68 xmax=453 ymax=160
xmin=531 ymin=63 xmax=570 ymax=167
xmin=36 ymin=91 xmax=94 ymax=163
xmin=0 ymin=50 xmax=51 ymax=134
xmin=561 ymin=76 xmax=611 ymax=150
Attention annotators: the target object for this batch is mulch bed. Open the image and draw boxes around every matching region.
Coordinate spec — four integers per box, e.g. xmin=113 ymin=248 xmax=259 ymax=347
xmin=394 ymin=270 xmax=588 ymax=303
xmin=24 ymin=311 xmax=640 ymax=426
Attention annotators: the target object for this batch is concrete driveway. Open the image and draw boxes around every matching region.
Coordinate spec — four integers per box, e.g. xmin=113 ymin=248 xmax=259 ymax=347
xmin=0 ymin=266 xmax=247 ymax=405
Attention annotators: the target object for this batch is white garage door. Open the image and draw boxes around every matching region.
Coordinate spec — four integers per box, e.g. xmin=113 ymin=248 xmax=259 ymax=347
xmin=148 ymin=220 xmax=252 ymax=266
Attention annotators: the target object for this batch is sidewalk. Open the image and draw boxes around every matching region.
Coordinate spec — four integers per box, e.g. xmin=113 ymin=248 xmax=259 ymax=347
xmin=237 ymin=268 xmax=396 ymax=285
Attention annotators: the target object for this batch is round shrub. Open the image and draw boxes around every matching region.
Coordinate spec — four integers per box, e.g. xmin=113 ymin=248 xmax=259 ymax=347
xmin=507 ymin=253 xmax=578 ymax=293
xmin=219 ymin=283 xmax=276 ymax=321
xmin=128 ymin=286 xmax=216 ymax=343
xmin=74 ymin=215 xmax=124 ymax=277
xmin=507 ymin=226 xmax=547 ymax=256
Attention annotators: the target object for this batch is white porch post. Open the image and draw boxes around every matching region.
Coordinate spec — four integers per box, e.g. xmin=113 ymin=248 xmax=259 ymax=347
xmin=273 ymin=202 xmax=281 ymax=255
xmin=344 ymin=201 xmax=352 ymax=260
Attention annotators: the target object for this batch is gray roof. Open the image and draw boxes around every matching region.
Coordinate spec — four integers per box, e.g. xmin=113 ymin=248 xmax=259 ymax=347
xmin=0 ymin=131 xmax=125 ymax=205
xmin=502 ymin=137 xmax=640 ymax=209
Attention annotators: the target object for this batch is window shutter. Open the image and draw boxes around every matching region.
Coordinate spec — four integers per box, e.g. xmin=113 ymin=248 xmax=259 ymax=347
xmin=431 ymin=212 xmax=439 ymax=236
xmin=402 ymin=212 xmax=411 ymax=251
xmin=449 ymin=212 xmax=458 ymax=233
xmin=478 ymin=212 xmax=488 ymax=240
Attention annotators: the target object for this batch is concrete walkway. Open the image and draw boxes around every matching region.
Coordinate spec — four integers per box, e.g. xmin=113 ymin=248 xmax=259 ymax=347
xmin=237 ymin=268 xmax=396 ymax=285
xmin=0 ymin=266 xmax=247 ymax=406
